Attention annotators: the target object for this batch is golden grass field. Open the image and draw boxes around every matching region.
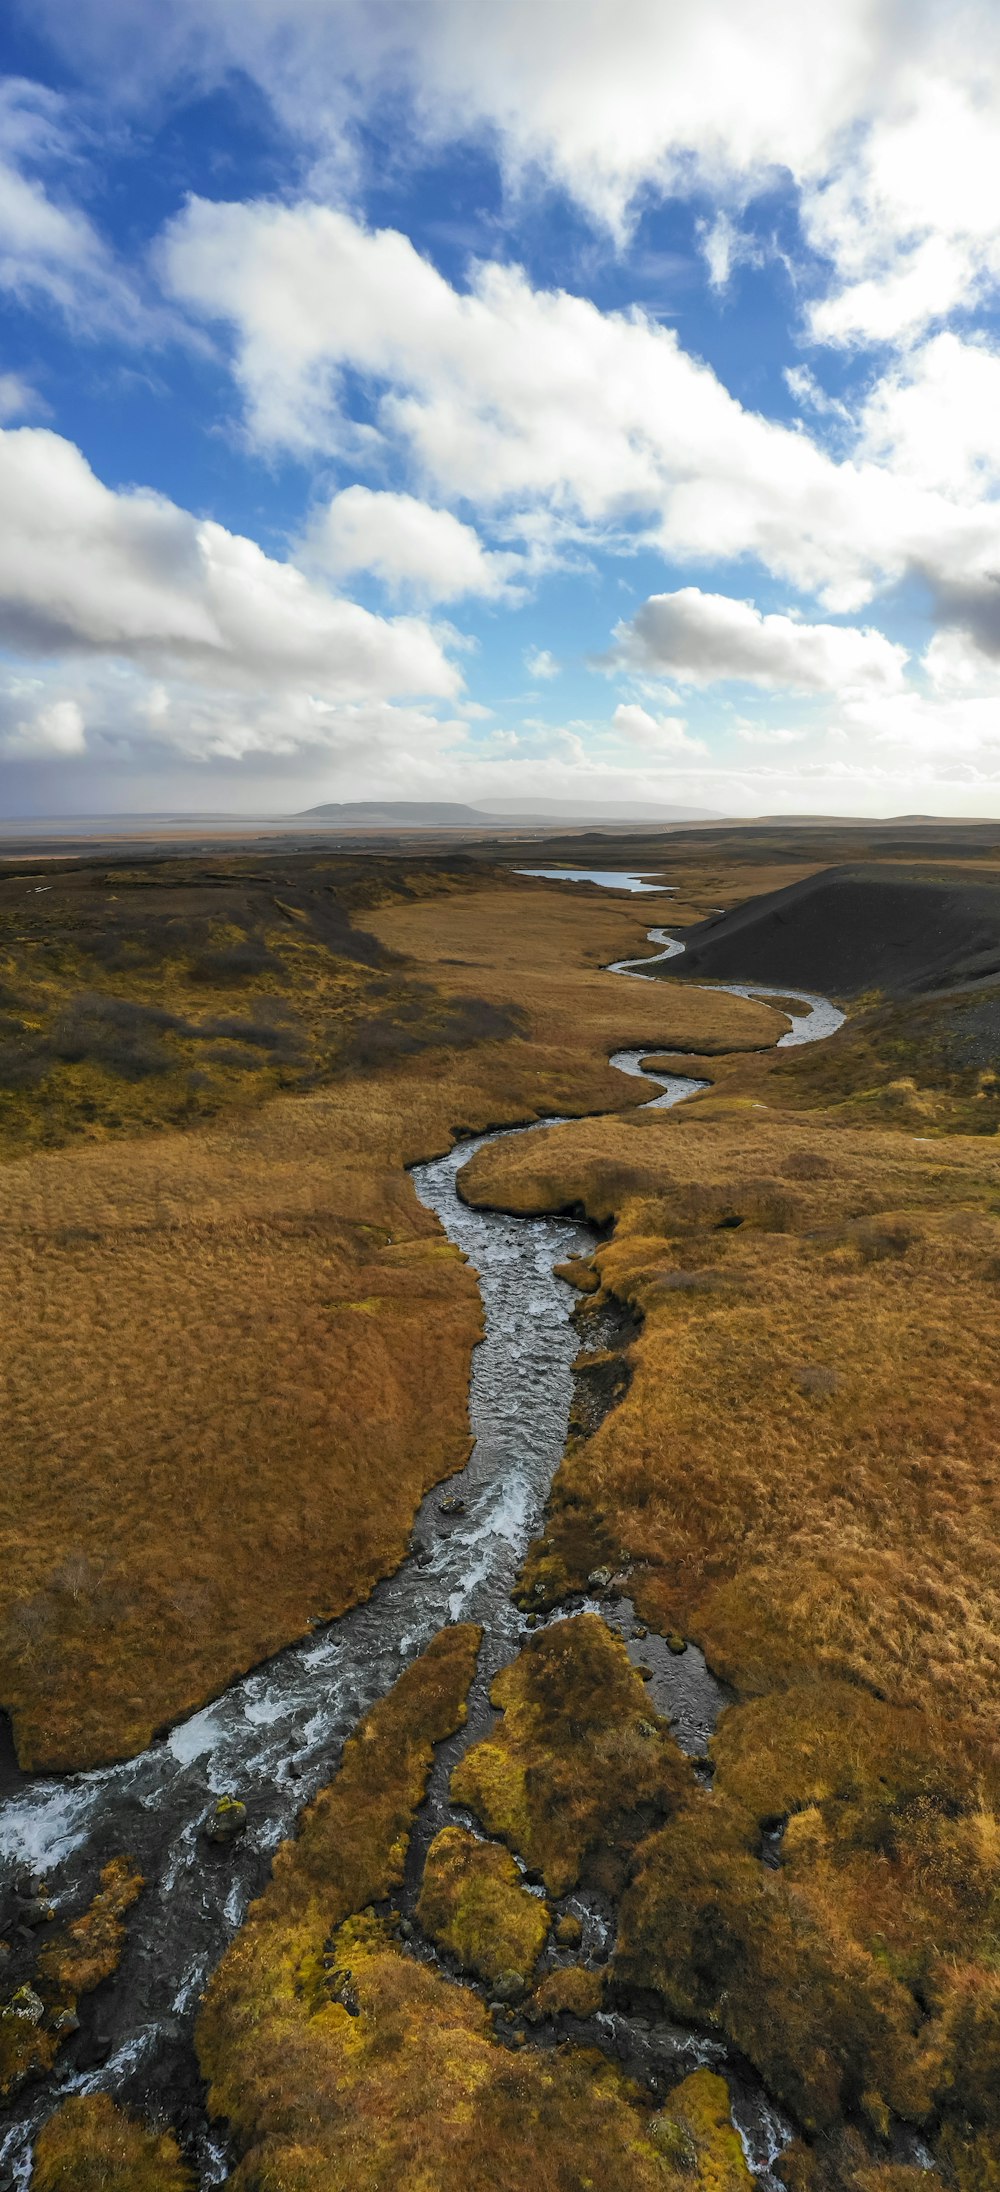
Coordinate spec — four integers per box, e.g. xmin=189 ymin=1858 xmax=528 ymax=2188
xmin=458 ymin=1099 xmax=1000 ymax=2183
xmin=1 ymin=867 xmax=772 ymax=1769
xmin=10 ymin=833 xmax=1000 ymax=2187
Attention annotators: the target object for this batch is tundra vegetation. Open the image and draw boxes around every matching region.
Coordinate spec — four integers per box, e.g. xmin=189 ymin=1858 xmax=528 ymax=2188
xmin=1 ymin=854 xmax=772 ymax=1769
xmin=7 ymin=825 xmax=1000 ymax=2187
xmin=195 ymin=1625 xmax=753 ymax=2192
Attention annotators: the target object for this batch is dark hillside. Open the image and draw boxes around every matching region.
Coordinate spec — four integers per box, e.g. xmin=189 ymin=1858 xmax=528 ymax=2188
xmin=673 ymin=862 xmax=1000 ymax=997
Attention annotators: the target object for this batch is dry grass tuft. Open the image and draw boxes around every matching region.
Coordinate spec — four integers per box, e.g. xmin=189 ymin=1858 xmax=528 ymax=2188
xmin=30 ymin=2093 xmax=193 ymax=2191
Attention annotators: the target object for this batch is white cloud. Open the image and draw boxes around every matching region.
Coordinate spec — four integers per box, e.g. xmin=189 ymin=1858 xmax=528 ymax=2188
xmin=697 ymin=212 xmax=761 ymax=293
xmin=303 ymin=485 xmax=517 ymax=602
xmin=609 ymin=588 xmax=908 ymax=696
xmin=0 ymin=427 xmax=460 ymax=707
xmin=524 ymin=645 xmax=559 ymax=680
xmin=0 ymin=371 xmax=46 ymax=422
xmin=858 ymin=331 xmax=1000 ymax=496
xmin=0 ymin=80 xmax=150 ymax=334
xmin=804 ymin=69 xmax=1000 ymax=347
xmin=735 ymin=725 xmax=809 ymax=745
xmin=1 ymin=697 xmax=86 ymax=756
xmin=32 ymin=0 xmax=884 ymax=229
xmin=41 ymin=0 xmax=1000 ymax=344
xmin=612 ymin=701 xmax=706 ymax=754
xmin=163 ymin=195 xmax=1000 ymax=633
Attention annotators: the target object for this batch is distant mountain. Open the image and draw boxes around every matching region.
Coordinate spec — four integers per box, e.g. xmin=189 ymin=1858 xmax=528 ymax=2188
xmin=297 ymin=799 xmax=720 ymax=827
xmin=298 ymin=801 xmax=498 ymax=826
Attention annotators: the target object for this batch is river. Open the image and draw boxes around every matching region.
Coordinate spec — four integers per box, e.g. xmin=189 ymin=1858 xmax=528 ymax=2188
xmin=0 ymin=916 xmax=842 ymax=2190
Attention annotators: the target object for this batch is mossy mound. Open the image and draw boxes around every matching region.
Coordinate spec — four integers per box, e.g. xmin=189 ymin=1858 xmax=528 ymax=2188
xmin=527 ymin=1963 xmax=604 ymax=2021
xmin=196 ymin=1620 xmax=744 ymax=2192
xmin=451 ymin=1613 xmax=694 ymax=1897
xmin=651 ymin=2071 xmax=753 ymax=2192
xmin=616 ymin=1681 xmax=1000 ymax=2148
xmin=416 ymin=1825 xmax=550 ymax=1992
xmin=31 ymin=2094 xmax=193 ymax=2191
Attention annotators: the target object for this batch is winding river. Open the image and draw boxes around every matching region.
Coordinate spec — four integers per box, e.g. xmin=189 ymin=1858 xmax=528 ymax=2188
xmin=0 ymin=889 xmax=843 ymax=2190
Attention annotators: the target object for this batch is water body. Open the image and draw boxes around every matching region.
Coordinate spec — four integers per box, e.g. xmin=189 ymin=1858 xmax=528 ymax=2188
xmin=0 ymin=925 xmax=840 ymax=2189
xmin=515 ymin=867 xmax=674 ymax=892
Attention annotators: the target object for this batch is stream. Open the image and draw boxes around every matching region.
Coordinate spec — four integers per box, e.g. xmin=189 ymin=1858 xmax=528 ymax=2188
xmin=0 ymin=898 xmax=843 ymax=2189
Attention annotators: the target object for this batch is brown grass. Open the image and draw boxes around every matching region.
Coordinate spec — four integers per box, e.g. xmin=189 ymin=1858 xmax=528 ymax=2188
xmin=197 ymin=1623 xmax=750 ymax=2192
xmin=459 ymin=1109 xmax=1000 ymax=1751
xmin=0 ymin=875 xmax=774 ymax=1770
xmin=0 ymin=1093 xmax=485 ymax=1769
xmin=366 ymin=881 xmax=785 ymax=1081
xmin=452 ymin=1613 xmax=694 ymax=1897
xmin=416 ymin=1824 xmax=550 ymax=1992
xmin=457 ymin=1107 xmax=1000 ymax=2163
xmin=31 ymin=2093 xmax=194 ymax=2191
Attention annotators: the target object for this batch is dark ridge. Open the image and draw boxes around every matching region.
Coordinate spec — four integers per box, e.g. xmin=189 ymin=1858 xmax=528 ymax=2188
xmin=672 ymin=862 xmax=1000 ymax=999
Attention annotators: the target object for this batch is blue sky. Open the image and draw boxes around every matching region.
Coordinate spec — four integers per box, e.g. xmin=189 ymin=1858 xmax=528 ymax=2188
xmin=4 ymin=2 xmax=1000 ymax=817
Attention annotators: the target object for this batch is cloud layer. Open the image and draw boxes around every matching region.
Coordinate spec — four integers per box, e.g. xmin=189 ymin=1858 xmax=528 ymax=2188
xmin=611 ymin=589 xmax=908 ymax=696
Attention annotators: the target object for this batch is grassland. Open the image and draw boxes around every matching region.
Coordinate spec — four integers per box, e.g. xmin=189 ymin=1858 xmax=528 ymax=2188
xmin=13 ymin=829 xmax=1000 ymax=2186
xmin=0 ymin=857 xmax=772 ymax=1769
xmin=458 ymin=1094 xmax=1000 ymax=2181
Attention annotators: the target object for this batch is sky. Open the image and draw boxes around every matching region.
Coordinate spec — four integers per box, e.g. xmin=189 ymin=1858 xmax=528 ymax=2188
xmin=5 ymin=6 xmax=1000 ymax=817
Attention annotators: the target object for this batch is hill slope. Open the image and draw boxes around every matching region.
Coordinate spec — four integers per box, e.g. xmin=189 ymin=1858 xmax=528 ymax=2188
xmin=675 ymin=862 xmax=1000 ymax=997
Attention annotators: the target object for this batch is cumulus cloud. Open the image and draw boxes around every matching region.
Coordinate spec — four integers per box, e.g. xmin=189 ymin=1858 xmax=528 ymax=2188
xmin=524 ymin=646 xmax=559 ymax=680
xmin=612 ymin=701 xmax=705 ymax=753
xmin=608 ymin=589 xmax=908 ymax=696
xmin=858 ymin=332 xmax=1000 ymax=496
xmin=37 ymin=0 xmax=1000 ymax=343
xmin=0 ymin=426 xmax=460 ymax=705
xmin=163 ymin=196 xmax=1000 ymax=627
xmin=303 ymin=486 xmax=517 ymax=602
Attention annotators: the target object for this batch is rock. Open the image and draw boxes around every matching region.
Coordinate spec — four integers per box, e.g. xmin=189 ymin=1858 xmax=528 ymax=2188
xmin=6 ymin=1983 xmax=44 ymax=2024
xmin=587 ymin=1567 xmax=613 ymax=1591
xmin=525 ymin=1614 xmax=539 ymax=1629
xmin=553 ymin=1257 xmax=600 ymax=1293
xmin=15 ymin=1896 xmax=54 ymax=1927
xmin=492 ymin=1968 xmax=525 ymax=2004
xmin=554 ymin=1914 xmax=583 ymax=1949
xmin=666 ymin=1632 xmax=687 ymax=1655
xmin=204 ymin=1795 xmax=248 ymax=1846
xmin=632 ymin=1625 xmax=648 ymax=1641
xmin=439 ymin=1495 xmax=466 ymax=1516
xmin=635 ymin=1662 xmax=654 ymax=1680
xmin=398 ymin=1918 xmax=413 ymax=1940
xmin=75 ymin=2029 xmax=113 ymax=2068
xmin=49 ymin=2008 xmax=79 ymax=2036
